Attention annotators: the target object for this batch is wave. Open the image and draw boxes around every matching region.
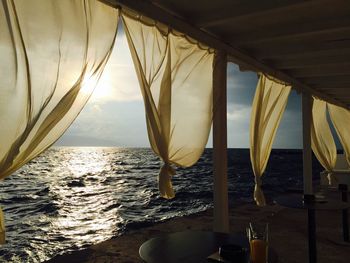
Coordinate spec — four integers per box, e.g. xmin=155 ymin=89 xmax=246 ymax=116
xmin=0 ymin=148 xmax=323 ymax=262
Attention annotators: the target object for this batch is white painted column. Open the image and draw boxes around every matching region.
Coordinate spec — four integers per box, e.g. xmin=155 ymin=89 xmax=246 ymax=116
xmin=302 ymin=92 xmax=313 ymax=195
xmin=212 ymin=50 xmax=229 ymax=233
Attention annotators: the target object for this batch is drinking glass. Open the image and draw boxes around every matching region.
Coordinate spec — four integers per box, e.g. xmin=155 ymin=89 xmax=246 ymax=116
xmin=247 ymin=222 xmax=268 ymax=263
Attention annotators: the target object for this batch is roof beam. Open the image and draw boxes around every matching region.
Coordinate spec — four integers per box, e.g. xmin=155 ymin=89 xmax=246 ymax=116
xmin=105 ymin=0 xmax=349 ymax=109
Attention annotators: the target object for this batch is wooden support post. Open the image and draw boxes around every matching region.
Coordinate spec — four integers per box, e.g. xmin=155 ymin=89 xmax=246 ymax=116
xmin=339 ymin=184 xmax=349 ymax=242
xmin=302 ymin=92 xmax=313 ymax=195
xmin=308 ymin=208 xmax=317 ymax=263
xmin=302 ymin=93 xmax=317 ymax=263
xmin=213 ymin=50 xmax=229 ymax=233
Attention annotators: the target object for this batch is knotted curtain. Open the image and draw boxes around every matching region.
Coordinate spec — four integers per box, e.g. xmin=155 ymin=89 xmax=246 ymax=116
xmin=0 ymin=0 xmax=119 ymax=243
xmin=328 ymin=103 xmax=350 ymax=166
xmin=250 ymin=75 xmax=291 ymax=206
xmin=311 ymin=98 xmax=337 ymax=184
xmin=122 ymin=12 xmax=214 ymax=198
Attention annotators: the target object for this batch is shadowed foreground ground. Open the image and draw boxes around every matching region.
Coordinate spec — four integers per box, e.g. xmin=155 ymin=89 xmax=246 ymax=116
xmin=46 ymin=193 xmax=350 ymax=263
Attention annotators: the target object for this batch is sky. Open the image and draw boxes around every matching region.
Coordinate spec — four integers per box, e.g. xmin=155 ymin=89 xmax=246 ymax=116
xmin=55 ymin=26 xmax=327 ymax=149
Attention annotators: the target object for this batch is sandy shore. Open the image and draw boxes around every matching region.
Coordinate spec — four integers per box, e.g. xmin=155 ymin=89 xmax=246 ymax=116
xmin=46 ymin=192 xmax=350 ymax=263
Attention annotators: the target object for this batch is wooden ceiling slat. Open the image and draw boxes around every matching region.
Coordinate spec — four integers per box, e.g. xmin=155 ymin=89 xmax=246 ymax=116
xmin=257 ymin=47 xmax=350 ymax=60
xmin=301 ymin=75 xmax=350 ymax=86
xmin=198 ymin=0 xmax=347 ymax=29
xmin=315 ymin=87 xmax=350 ymax=91
xmin=284 ymin=64 xmax=350 ymax=78
xmin=194 ymin=0 xmax=306 ymax=28
xmin=203 ymin=0 xmax=350 ymax=35
xmin=313 ymin=88 xmax=350 ymax=95
xmin=252 ymin=40 xmax=350 ymax=60
xmin=229 ymin=16 xmax=350 ymax=44
xmin=235 ymin=26 xmax=350 ymax=47
xmin=329 ymin=95 xmax=350 ymax=98
xmin=238 ymin=27 xmax=350 ymax=49
xmin=270 ymin=57 xmax=350 ymax=70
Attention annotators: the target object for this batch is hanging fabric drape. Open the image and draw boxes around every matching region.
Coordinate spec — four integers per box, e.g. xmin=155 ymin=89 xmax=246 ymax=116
xmin=328 ymin=103 xmax=350 ymax=166
xmin=250 ymin=75 xmax=291 ymax=206
xmin=122 ymin=12 xmax=214 ymax=199
xmin=0 ymin=0 xmax=119 ymax=243
xmin=311 ymin=98 xmax=337 ymax=184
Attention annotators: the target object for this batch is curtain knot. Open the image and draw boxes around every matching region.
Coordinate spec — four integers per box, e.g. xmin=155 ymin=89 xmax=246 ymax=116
xmin=327 ymin=172 xmax=338 ymax=186
xmin=254 ymin=175 xmax=262 ymax=186
xmin=254 ymin=175 xmax=266 ymax=207
xmin=159 ymin=162 xmax=176 ymax=199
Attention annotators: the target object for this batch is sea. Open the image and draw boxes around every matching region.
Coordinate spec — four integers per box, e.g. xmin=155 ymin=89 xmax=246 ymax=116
xmin=0 ymin=147 xmax=323 ymax=262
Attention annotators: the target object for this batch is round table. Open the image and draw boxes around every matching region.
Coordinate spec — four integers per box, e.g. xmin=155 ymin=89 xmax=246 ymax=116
xmin=274 ymin=194 xmax=350 ymax=263
xmin=139 ymin=230 xmax=278 ymax=263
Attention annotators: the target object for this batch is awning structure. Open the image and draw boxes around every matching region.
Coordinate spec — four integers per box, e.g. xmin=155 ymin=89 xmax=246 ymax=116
xmin=102 ymin=0 xmax=350 ymax=232
xmin=106 ymin=0 xmax=350 ymax=109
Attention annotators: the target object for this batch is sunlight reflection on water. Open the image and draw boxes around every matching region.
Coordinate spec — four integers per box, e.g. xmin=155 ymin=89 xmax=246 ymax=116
xmin=0 ymin=147 xmax=214 ymax=262
xmin=0 ymin=147 xmax=318 ymax=262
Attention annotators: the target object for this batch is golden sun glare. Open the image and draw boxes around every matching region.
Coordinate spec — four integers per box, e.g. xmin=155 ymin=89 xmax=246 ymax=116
xmin=80 ymin=75 xmax=114 ymax=102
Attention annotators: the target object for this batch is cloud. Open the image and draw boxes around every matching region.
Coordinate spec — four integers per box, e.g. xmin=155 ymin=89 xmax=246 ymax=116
xmin=227 ymin=105 xmax=251 ymax=121
xmin=225 ymin=85 xmax=304 ymax=148
xmin=274 ymin=106 xmax=303 ymax=149
xmin=226 ymin=104 xmax=251 ymax=148
xmin=56 ymin=101 xmax=149 ymax=147
xmin=92 ymin=104 xmax=102 ymax=112
xmin=227 ymin=63 xmax=258 ymax=107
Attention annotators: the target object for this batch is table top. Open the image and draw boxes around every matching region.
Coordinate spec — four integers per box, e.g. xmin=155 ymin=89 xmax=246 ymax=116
xmin=139 ymin=230 xmax=277 ymax=263
xmin=274 ymin=194 xmax=350 ymax=210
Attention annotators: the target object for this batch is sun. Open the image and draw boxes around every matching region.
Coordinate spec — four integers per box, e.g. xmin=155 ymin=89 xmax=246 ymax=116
xmin=80 ymin=74 xmax=114 ymax=102
xmin=91 ymin=79 xmax=113 ymax=101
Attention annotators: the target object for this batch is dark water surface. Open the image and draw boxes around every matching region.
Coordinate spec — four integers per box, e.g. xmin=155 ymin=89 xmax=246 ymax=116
xmin=0 ymin=148 xmax=323 ymax=262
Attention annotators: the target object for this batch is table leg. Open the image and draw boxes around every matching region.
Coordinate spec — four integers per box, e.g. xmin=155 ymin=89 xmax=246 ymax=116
xmin=342 ymin=209 xmax=349 ymax=242
xmin=339 ymin=184 xmax=349 ymax=242
xmin=308 ymin=208 xmax=317 ymax=263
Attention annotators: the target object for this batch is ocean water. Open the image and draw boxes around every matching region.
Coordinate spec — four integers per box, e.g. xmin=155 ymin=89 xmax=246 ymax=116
xmin=0 ymin=147 xmax=323 ymax=262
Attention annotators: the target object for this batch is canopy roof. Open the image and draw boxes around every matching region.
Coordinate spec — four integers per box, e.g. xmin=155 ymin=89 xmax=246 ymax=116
xmin=107 ymin=0 xmax=350 ymax=109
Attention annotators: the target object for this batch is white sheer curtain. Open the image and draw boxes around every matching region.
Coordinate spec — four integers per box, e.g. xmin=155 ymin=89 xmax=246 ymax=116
xmin=311 ymin=98 xmax=337 ymax=184
xmin=250 ymin=75 xmax=291 ymax=206
xmin=0 ymin=0 xmax=118 ymax=243
xmin=328 ymin=103 xmax=350 ymax=165
xmin=122 ymin=12 xmax=214 ymax=199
